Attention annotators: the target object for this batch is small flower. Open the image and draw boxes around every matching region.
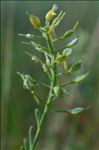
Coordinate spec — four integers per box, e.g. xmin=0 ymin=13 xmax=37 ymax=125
xmin=29 ymin=15 xmax=41 ymax=28
xmin=55 ymin=54 xmax=66 ymax=63
xmin=48 ymin=26 xmax=56 ymax=39
xmin=45 ymin=4 xmax=58 ymax=21
xmin=55 ymin=54 xmax=68 ymax=70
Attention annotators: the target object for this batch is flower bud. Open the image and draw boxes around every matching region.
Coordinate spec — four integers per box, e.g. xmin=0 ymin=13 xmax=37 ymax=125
xmin=45 ymin=4 xmax=58 ymax=21
xmin=29 ymin=15 xmax=41 ymax=28
xmin=46 ymin=57 xmax=51 ymax=67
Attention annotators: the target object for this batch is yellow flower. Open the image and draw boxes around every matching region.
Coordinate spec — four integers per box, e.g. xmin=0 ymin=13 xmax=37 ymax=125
xmin=55 ymin=55 xmax=66 ymax=63
xmin=45 ymin=4 xmax=58 ymax=21
xmin=55 ymin=54 xmax=68 ymax=70
xmin=29 ymin=15 xmax=41 ymax=28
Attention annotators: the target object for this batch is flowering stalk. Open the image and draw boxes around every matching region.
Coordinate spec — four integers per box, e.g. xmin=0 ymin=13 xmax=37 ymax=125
xmin=18 ymin=4 xmax=89 ymax=150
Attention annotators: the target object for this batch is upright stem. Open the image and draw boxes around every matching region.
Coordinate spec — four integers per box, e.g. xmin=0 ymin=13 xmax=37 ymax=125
xmin=31 ymin=33 xmax=56 ymax=150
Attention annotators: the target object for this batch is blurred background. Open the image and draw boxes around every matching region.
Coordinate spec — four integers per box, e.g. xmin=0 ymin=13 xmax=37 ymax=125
xmin=1 ymin=1 xmax=99 ymax=150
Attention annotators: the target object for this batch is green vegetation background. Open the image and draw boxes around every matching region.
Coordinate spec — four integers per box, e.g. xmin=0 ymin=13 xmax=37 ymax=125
xmin=1 ymin=1 xmax=99 ymax=150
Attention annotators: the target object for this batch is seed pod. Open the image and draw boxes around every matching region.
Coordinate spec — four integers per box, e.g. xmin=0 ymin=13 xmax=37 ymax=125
xmin=46 ymin=57 xmax=51 ymax=67
xmin=73 ymin=72 xmax=89 ymax=83
xmin=63 ymin=48 xmax=72 ymax=56
xmin=42 ymin=64 xmax=48 ymax=72
xmin=66 ymin=38 xmax=79 ymax=48
xmin=53 ymin=86 xmax=60 ymax=97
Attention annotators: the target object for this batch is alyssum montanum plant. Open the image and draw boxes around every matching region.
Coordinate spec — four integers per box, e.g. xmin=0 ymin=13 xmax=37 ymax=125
xmin=17 ymin=4 xmax=89 ymax=150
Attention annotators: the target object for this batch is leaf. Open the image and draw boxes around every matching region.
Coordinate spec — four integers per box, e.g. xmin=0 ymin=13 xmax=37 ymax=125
xmin=66 ymin=37 xmax=79 ymax=48
xmin=68 ymin=106 xmax=89 ymax=115
xmin=68 ymin=61 xmax=83 ymax=73
xmin=74 ymin=72 xmax=89 ymax=83
xmin=35 ymin=108 xmax=40 ymax=129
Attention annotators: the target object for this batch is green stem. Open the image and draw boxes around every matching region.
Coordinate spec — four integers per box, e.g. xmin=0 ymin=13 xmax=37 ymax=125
xmin=60 ymin=80 xmax=74 ymax=87
xmin=32 ymin=64 xmax=56 ymax=150
xmin=31 ymin=32 xmax=56 ymax=150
